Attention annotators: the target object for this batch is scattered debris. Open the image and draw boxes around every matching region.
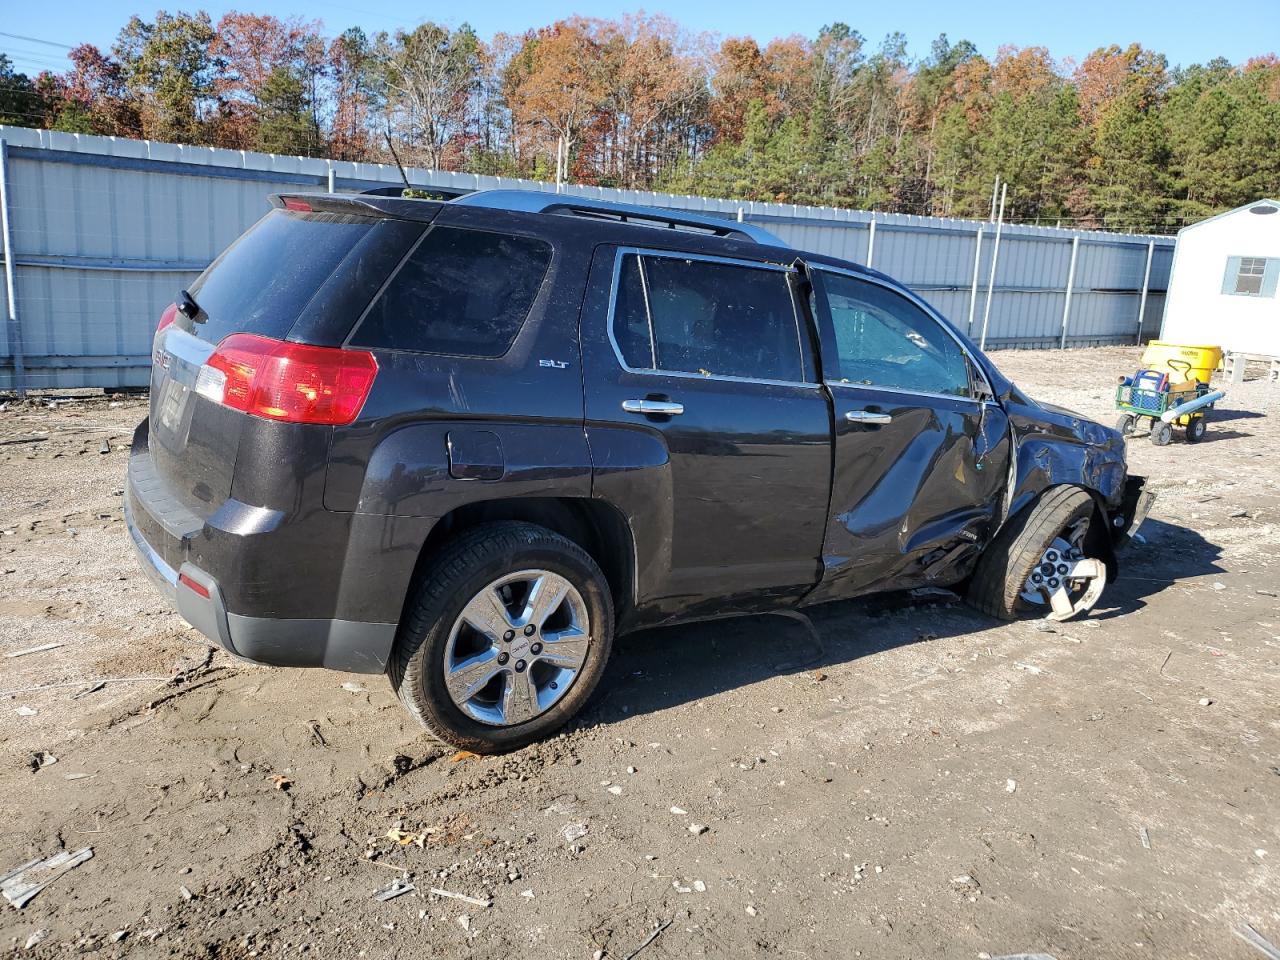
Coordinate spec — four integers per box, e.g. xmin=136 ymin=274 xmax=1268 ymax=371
xmin=385 ymin=826 xmax=436 ymax=848
xmin=1139 ymin=827 xmax=1151 ymax=849
xmin=457 ymin=915 xmax=471 ymax=932
xmin=607 ymin=784 xmax=623 ymax=795
xmin=340 ymin=681 xmax=366 ymax=693
xmin=450 ymin=750 xmax=480 ymax=763
xmin=562 ymin=823 xmax=588 ymax=844
xmin=4 ymin=643 xmax=64 ymax=659
xmin=15 ymin=707 xmax=37 ymax=717
xmin=428 ymin=888 xmax=491 ymax=909
xmin=688 ymin=823 xmax=709 ymax=835
xmin=1014 ymin=662 xmax=1043 ymax=675
xmin=1236 ymin=922 xmax=1280 ymax=960
xmin=1006 ymin=779 xmax=1017 ymax=794
xmin=745 ymin=904 xmax=758 ymax=917
xmin=374 ymin=880 xmax=415 ymax=902
xmin=542 ymin=794 xmax=578 ymax=816
xmin=110 ymin=930 xmax=128 ymax=943
xmin=271 ymin=774 xmax=294 ymax=792
xmin=24 ymin=929 xmax=49 ymax=950
xmin=2 ymin=847 xmax=94 ymax=909
xmin=179 ymin=885 xmax=194 ymax=902
xmin=621 ymin=918 xmax=672 ymax=960
xmin=28 ymin=752 xmax=57 ymax=771
xmin=70 ymin=681 xmax=107 ymax=700
xmin=991 ymin=954 xmax=1059 ymax=960
xmin=1 ymin=676 xmax=168 ymax=697
xmin=1199 ymin=697 xmax=1214 ymax=707
xmin=669 ymin=806 xmax=687 ymax=816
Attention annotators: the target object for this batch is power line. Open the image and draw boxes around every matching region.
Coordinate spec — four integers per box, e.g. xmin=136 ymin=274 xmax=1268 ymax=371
xmin=0 ymin=32 xmax=74 ymax=50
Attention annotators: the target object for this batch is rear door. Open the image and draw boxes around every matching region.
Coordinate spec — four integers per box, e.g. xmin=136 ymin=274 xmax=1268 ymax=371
xmin=803 ymin=266 xmax=1010 ymax=604
xmin=583 ymin=246 xmax=832 ymax=621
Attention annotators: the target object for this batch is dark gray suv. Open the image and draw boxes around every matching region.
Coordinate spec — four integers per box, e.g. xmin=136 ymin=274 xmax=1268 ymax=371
xmin=126 ymin=189 xmax=1152 ymax=752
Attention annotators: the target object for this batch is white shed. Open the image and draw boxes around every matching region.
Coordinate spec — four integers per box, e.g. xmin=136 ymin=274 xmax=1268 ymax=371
xmin=1160 ymin=199 xmax=1280 ymax=358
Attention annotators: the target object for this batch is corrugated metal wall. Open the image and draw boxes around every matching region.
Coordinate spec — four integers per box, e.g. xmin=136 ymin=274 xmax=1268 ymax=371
xmin=0 ymin=126 xmax=1174 ymax=392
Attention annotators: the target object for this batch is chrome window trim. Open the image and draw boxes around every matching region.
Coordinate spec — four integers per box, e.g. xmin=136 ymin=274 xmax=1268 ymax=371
xmin=808 ymin=263 xmax=998 ymax=401
xmin=825 ymin=378 xmax=985 ymax=407
xmin=605 ymin=246 xmax=818 ymax=390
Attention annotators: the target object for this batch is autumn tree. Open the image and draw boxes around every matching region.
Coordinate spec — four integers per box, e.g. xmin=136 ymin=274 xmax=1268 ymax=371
xmin=0 ymin=55 xmax=46 ymax=128
xmin=505 ymin=19 xmax=608 ymax=184
xmin=376 ymin=22 xmax=481 ymax=170
xmin=328 ymin=27 xmax=377 ymax=160
xmin=209 ymin=12 xmax=324 ymax=152
xmin=113 ymin=10 xmax=218 ymax=143
xmin=8 ymin=12 xmax=1278 ymax=231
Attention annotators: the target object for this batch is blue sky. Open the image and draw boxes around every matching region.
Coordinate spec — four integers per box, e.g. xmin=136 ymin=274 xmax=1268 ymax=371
xmin=3 ymin=0 xmax=1276 ymax=78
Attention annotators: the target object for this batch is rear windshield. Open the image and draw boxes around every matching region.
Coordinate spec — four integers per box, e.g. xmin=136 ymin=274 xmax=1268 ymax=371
xmin=187 ymin=210 xmax=377 ymax=343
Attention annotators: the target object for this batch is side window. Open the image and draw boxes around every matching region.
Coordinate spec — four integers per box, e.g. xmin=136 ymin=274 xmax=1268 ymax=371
xmin=612 ymin=253 xmax=804 ymax=382
xmin=819 ymin=272 xmax=971 ymax=398
xmin=353 ymin=226 xmax=552 ymax=357
xmin=1223 ymin=256 xmax=1279 ymax=298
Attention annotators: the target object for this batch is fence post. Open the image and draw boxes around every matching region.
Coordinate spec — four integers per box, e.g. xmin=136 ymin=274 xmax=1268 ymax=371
xmin=1135 ymin=240 xmax=1154 ymax=344
xmin=866 ymin=217 xmax=876 ymax=269
xmin=0 ymin=139 xmax=25 ymax=399
xmin=1059 ymin=235 xmax=1079 ymax=349
xmin=327 ymin=160 xmax=335 ymax=194
xmin=979 ymin=182 xmax=1007 ymax=350
xmin=967 ymin=224 xmax=983 ymax=336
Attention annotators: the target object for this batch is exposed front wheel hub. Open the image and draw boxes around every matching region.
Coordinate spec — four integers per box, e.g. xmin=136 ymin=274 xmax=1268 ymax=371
xmin=1019 ymin=532 xmax=1107 ymax=622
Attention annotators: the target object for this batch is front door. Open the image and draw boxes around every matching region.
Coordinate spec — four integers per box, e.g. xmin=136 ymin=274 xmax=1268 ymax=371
xmin=804 ymin=267 xmax=1010 ymax=604
xmin=582 ymin=246 xmax=832 ymax=623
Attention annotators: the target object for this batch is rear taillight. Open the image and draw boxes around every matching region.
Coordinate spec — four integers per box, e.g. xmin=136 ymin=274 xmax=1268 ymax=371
xmin=282 ymin=197 xmax=313 ymax=212
xmin=157 ymin=303 xmax=178 ymax=334
xmin=195 ymin=334 xmax=378 ymax=426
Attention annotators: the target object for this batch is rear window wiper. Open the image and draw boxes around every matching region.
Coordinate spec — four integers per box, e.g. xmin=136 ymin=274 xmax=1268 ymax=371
xmin=176 ymin=289 xmax=206 ymax=323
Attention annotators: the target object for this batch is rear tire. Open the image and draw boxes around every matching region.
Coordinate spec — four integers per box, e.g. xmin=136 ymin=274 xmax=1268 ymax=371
xmin=967 ymin=486 xmax=1100 ymax=621
xmin=388 ymin=522 xmax=614 ymax=753
xmin=1150 ymin=421 xmax=1173 ymax=446
xmin=1185 ymin=418 xmax=1206 ymax=443
xmin=1115 ymin=413 xmax=1136 ymax=437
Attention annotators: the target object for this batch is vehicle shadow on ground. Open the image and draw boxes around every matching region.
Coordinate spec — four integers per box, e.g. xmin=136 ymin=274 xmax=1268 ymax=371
xmin=1204 ymin=406 xmax=1265 ymax=424
xmin=586 ymin=518 xmax=1222 ymax=725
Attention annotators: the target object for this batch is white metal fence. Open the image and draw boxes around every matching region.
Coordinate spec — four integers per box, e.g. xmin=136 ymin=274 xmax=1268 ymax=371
xmin=0 ymin=126 xmax=1175 ymax=392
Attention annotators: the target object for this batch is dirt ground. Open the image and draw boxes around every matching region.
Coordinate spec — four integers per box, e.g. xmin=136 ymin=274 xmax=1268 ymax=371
xmin=0 ymin=346 xmax=1277 ymax=960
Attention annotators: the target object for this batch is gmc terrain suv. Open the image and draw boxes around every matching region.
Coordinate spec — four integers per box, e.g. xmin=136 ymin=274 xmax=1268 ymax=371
xmin=126 ymin=190 xmax=1152 ymax=752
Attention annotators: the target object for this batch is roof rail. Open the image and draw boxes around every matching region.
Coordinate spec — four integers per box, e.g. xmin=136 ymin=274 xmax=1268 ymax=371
xmin=451 ymin=189 xmax=785 ymax=246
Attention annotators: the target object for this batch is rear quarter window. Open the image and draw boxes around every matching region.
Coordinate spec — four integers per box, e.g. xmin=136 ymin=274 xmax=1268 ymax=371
xmin=351 ymin=226 xmax=553 ymax=357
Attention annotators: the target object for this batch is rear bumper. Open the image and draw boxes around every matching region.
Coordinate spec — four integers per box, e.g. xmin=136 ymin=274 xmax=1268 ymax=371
xmin=125 ymin=456 xmax=397 ymax=675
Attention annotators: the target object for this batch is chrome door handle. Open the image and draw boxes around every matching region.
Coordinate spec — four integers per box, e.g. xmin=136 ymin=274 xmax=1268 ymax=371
xmin=622 ymin=399 xmax=684 ymax=416
xmin=846 ymin=410 xmax=893 ymax=425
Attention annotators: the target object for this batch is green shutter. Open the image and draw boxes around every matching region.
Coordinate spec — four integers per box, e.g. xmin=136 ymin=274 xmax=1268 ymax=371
xmin=1262 ymin=259 xmax=1280 ymax=299
xmin=1222 ymin=256 xmax=1242 ymax=295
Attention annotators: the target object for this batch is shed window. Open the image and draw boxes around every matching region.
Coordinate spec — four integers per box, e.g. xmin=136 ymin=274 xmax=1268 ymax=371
xmin=1223 ymin=256 xmax=1278 ymax=298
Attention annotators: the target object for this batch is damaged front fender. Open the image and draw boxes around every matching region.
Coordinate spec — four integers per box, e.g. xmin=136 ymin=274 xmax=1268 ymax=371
xmin=1004 ymin=398 xmax=1129 ymax=521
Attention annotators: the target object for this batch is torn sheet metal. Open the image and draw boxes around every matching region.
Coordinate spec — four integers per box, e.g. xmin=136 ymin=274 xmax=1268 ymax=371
xmin=2 ymin=847 xmax=94 ymax=908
